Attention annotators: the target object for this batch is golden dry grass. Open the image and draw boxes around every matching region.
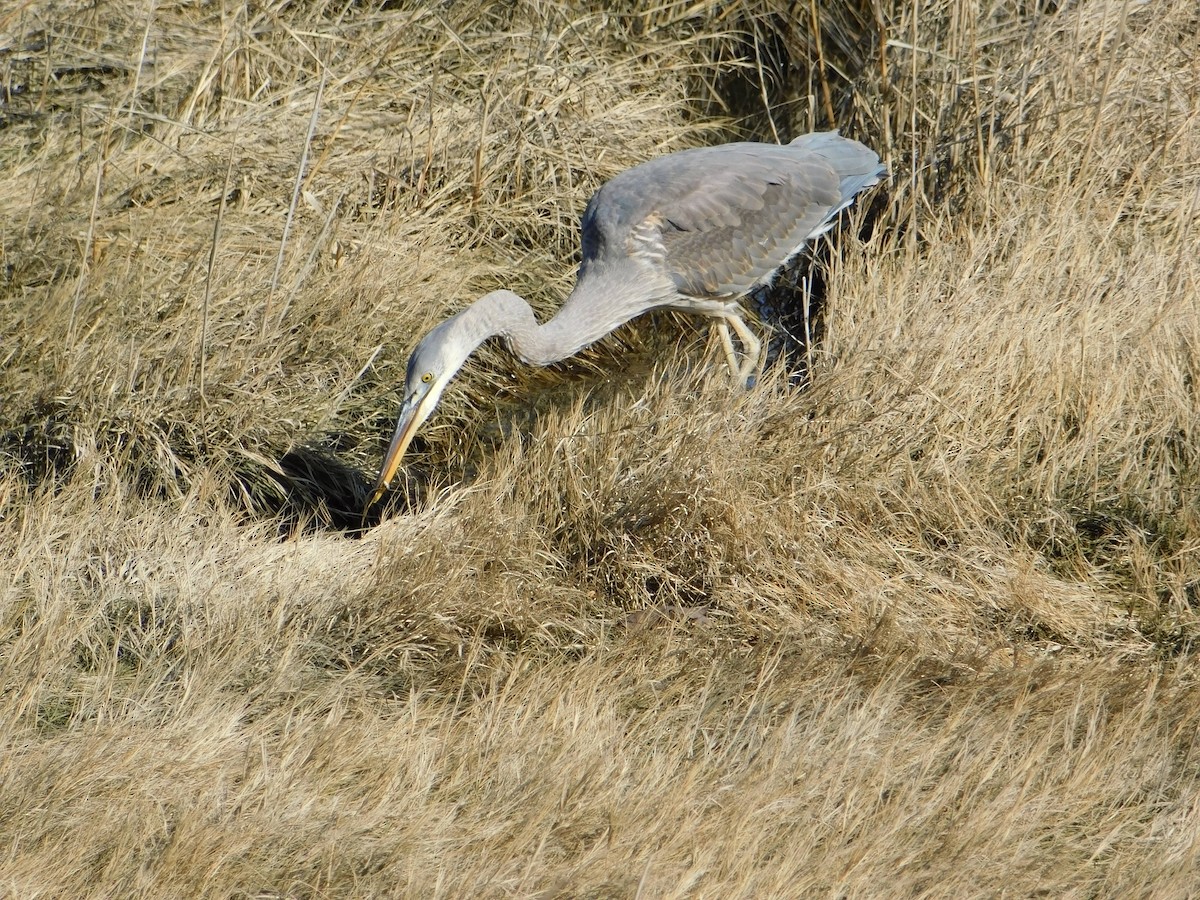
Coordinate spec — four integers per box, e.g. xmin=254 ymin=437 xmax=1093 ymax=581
xmin=2 ymin=0 xmax=1200 ymax=896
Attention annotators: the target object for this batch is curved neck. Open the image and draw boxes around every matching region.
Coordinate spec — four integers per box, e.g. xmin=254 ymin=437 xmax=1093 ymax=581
xmin=455 ymin=267 xmax=663 ymax=367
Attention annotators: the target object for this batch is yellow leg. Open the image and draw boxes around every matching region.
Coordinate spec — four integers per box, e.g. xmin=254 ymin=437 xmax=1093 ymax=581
xmin=716 ymin=320 xmax=740 ymax=377
xmin=725 ymin=313 xmax=762 ymax=383
xmin=693 ymin=300 xmax=763 ymax=384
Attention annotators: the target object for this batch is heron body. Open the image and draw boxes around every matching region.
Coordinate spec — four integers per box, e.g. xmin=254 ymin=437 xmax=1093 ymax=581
xmin=369 ymin=131 xmax=885 ymax=508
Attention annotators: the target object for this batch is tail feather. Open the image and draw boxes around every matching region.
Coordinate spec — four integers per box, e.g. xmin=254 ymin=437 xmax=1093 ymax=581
xmin=789 ymin=130 xmax=887 ymax=206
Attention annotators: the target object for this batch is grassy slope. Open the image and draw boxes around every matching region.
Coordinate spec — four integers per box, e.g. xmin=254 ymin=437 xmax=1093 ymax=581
xmin=2 ymin=0 xmax=1199 ymax=896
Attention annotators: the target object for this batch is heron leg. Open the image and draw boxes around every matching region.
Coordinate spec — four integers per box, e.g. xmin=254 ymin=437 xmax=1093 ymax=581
xmin=715 ymin=320 xmax=741 ymax=378
xmin=725 ymin=313 xmax=763 ymax=383
xmin=682 ymin=298 xmax=763 ymax=384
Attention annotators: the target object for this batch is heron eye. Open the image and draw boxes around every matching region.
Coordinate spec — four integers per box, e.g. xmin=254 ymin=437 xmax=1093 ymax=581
xmin=421 ymin=372 xmax=433 ymax=384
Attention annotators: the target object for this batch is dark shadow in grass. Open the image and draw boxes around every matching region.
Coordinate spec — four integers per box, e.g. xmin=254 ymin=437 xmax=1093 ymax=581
xmin=0 ymin=396 xmax=77 ymax=487
xmin=234 ymin=443 xmax=431 ymax=537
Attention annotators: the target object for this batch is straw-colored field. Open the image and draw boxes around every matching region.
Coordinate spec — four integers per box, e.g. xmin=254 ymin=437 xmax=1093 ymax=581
xmin=3 ymin=0 xmax=1199 ymax=895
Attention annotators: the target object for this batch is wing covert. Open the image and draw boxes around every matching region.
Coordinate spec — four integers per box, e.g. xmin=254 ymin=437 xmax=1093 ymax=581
xmin=578 ymin=143 xmax=847 ymax=300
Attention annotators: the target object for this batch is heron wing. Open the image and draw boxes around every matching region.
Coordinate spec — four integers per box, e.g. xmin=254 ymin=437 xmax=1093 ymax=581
xmin=581 ymin=142 xmax=853 ymax=301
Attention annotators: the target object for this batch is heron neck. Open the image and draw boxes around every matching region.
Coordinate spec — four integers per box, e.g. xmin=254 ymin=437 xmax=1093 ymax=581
xmin=468 ymin=269 xmax=658 ymax=366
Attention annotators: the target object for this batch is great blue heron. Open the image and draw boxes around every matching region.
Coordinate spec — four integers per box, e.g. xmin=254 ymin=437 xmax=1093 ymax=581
xmin=369 ymin=131 xmax=885 ymax=508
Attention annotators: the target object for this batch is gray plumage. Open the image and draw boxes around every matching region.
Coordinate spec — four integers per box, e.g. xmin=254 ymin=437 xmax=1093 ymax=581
xmin=581 ymin=131 xmax=882 ymax=303
xmin=369 ymin=131 xmax=886 ymax=508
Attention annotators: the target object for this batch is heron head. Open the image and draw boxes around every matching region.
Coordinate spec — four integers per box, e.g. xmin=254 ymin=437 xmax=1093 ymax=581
xmin=367 ymin=316 xmax=475 ymax=508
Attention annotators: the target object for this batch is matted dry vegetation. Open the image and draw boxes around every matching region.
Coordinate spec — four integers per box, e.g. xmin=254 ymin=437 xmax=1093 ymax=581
xmin=2 ymin=0 xmax=1199 ymax=896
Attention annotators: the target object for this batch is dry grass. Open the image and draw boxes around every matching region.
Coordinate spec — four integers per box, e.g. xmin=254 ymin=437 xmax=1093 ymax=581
xmin=3 ymin=0 xmax=1200 ymax=896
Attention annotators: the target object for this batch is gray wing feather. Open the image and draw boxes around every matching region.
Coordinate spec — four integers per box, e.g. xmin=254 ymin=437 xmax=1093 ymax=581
xmin=579 ymin=132 xmax=884 ymax=301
